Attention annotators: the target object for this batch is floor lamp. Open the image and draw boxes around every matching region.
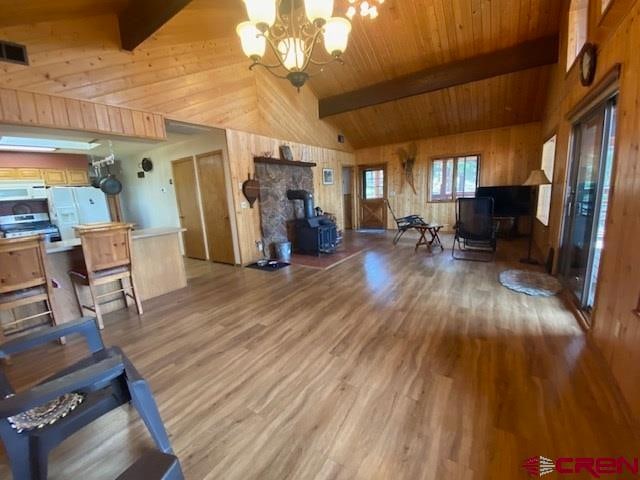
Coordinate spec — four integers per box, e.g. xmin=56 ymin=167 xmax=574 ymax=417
xmin=521 ymin=169 xmax=552 ymax=265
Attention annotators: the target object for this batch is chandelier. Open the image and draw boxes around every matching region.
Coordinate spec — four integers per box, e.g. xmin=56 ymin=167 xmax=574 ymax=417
xmin=236 ymin=0 xmax=352 ymax=89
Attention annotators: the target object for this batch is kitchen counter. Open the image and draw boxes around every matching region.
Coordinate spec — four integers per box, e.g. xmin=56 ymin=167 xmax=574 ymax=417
xmin=46 ymin=227 xmax=185 ymax=253
xmin=43 ymin=226 xmax=187 ymax=325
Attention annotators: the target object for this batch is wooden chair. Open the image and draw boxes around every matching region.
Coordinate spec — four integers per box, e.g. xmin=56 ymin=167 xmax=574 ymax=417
xmin=69 ymin=223 xmax=142 ymax=329
xmin=0 ymin=235 xmax=58 ymax=341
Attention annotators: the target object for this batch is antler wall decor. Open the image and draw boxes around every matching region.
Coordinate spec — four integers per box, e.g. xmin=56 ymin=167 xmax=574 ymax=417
xmin=397 ymin=143 xmax=418 ymax=194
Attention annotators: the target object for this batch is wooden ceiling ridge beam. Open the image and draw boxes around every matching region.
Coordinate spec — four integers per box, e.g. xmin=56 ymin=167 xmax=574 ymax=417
xmin=318 ymin=35 xmax=560 ymax=118
xmin=118 ymin=0 xmax=195 ymax=51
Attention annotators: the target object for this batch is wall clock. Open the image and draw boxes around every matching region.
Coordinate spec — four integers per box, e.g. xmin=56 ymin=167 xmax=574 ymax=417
xmin=579 ymin=43 xmax=597 ymax=87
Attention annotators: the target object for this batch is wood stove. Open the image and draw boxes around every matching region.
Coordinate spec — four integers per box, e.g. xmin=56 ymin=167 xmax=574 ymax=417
xmin=287 ymin=189 xmax=337 ymax=255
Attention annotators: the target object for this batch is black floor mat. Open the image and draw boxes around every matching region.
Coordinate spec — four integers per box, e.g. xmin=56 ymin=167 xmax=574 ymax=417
xmin=246 ymin=261 xmax=290 ymax=271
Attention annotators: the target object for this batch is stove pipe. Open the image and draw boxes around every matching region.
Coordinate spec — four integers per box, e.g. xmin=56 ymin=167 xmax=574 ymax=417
xmin=286 ymin=189 xmax=315 ymax=219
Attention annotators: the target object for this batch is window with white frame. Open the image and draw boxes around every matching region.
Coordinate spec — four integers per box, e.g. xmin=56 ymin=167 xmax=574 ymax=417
xmin=429 ymin=155 xmax=479 ymax=202
xmin=537 ymin=135 xmax=557 ymax=226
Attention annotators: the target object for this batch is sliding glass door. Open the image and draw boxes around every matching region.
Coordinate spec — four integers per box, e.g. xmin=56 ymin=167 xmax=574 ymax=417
xmin=559 ymin=96 xmax=617 ymax=315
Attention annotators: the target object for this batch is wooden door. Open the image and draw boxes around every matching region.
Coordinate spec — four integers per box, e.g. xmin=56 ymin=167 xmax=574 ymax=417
xmin=196 ymin=151 xmax=235 ymax=264
xmin=359 ymin=165 xmax=387 ymax=229
xmin=172 ymin=157 xmax=206 ymax=260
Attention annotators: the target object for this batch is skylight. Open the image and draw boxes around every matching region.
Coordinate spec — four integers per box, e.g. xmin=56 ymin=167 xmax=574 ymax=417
xmin=0 ymin=145 xmax=57 ymax=152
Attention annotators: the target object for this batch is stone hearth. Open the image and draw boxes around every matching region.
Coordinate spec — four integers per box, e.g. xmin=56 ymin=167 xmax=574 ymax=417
xmin=255 ymin=162 xmax=313 ymax=256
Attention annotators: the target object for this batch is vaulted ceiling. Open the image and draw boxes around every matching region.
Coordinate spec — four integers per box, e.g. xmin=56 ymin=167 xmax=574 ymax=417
xmin=0 ymin=0 xmax=562 ymax=149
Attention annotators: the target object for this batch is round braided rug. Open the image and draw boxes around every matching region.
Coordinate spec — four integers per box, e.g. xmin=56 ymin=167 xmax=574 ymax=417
xmin=499 ymin=269 xmax=562 ymax=297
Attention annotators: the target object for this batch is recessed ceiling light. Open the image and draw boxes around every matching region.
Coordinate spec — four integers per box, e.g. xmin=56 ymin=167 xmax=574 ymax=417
xmin=0 ymin=145 xmax=57 ymax=152
xmin=0 ymin=136 xmax=100 ymax=150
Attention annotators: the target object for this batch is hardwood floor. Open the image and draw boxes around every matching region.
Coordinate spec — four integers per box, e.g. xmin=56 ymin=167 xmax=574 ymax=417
xmin=1 ymin=231 xmax=637 ymax=479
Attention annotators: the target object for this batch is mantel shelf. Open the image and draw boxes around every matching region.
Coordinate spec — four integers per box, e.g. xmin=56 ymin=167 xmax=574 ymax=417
xmin=253 ymin=156 xmax=317 ymax=167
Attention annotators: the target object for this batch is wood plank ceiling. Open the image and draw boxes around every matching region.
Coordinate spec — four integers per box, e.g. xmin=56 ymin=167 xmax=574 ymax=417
xmin=0 ymin=0 xmax=562 ymax=149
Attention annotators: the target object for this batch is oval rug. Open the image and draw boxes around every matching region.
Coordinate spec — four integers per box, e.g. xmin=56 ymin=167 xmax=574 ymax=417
xmin=499 ymin=269 xmax=562 ymax=297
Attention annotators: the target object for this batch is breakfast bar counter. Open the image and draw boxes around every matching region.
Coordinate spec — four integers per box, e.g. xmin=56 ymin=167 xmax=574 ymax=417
xmin=44 ymin=227 xmax=187 ymax=324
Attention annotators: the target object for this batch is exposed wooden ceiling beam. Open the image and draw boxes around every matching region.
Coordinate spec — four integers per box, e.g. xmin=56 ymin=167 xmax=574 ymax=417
xmin=319 ymin=35 xmax=559 ymax=118
xmin=118 ymin=0 xmax=195 ymax=51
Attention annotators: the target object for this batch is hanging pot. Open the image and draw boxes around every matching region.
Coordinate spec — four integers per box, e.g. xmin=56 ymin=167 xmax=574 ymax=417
xmin=99 ymin=164 xmax=122 ymax=195
xmin=99 ymin=175 xmax=122 ymax=195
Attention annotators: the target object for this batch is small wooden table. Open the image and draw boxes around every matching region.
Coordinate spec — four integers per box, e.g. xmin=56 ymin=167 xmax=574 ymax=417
xmin=414 ymin=224 xmax=444 ymax=252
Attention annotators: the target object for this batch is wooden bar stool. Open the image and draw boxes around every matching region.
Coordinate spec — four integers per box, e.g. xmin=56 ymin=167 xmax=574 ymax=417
xmin=0 ymin=235 xmax=58 ymax=341
xmin=69 ymin=223 xmax=143 ymax=329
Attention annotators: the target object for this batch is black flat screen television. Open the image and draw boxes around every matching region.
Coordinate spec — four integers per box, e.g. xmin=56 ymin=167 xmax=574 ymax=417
xmin=476 ymin=186 xmax=532 ymax=217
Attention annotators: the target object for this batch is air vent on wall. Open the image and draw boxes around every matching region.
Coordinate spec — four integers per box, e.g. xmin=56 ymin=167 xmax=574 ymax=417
xmin=0 ymin=41 xmax=28 ymax=65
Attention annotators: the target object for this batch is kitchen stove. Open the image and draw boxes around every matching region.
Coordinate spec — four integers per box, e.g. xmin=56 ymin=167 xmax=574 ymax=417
xmin=0 ymin=213 xmax=61 ymax=241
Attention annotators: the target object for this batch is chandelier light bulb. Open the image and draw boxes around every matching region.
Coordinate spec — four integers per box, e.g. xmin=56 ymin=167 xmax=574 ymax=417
xmin=323 ymin=17 xmax=352 ymax=56
xmin=369 ymin=5 xmax=378 ymax=18
xmin=278 ymin=37 xmax=307 ymax=70
xmin=242 ymin=0 xmax=276 ymax=30
xmin=236 ymin=21 xmax=266 ymax=60
xmin=304 ymin=0 xmax=335 ymax=26
xmin=346 ymin=6 xmax=356 ymax=18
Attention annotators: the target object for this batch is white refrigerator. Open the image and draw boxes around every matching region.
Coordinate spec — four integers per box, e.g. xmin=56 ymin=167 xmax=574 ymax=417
xmin=48 ymin=187 xmax=111 ymax=240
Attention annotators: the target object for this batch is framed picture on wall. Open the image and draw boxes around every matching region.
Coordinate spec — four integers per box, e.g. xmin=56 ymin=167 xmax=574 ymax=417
xmin=323 ymin=168 xmax=334 ymax=185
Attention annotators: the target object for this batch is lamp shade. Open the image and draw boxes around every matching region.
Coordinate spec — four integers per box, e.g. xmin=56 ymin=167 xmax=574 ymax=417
xmin=304 ymin=0 xmax=335 ymax=25
xmin=278 ymin=38 xmax=307 ymax=71
xmin=236 ymin=22 xmax=266 ymax=60
xmin=323 ymin=17 xmax=352 ymax=56
xmin=523 ymin=169 xmax=552 ymax=186
xmin=242 ymin=0 xmax=276 ymax=29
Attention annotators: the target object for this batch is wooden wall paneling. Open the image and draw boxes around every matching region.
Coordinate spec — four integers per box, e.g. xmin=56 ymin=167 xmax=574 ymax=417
xmin=94 ymin=103 xmax=111 ymax=131
xmin=225 ymin=129 xmax=356 ymax=264
xmin=16 ymin=90 xmax=37 ymax=124
xmin=130 ymin=110 xmax=147 ymax=137
xmin=50 ymin=96 xmax=71 ymax=127
xmin=34 ymin=93 xmax=55 ymax=125
xmin=534 ymin=0 xmax=640 ymax=421
xmin=153 ymin=114 xmax=166 ymax=138
xmin=107 ymin=105 xmax=124 ymax=134
xmin=119 ymin=108 xmax=136 ymax=136
xmin=143 ymin=113 xmax=157 ymax=138
xmin=355 ymin=123 xmax=543 ymax=231
xmin=79 ymin=100 xmax=99 ymax=131
xmin=65 ymin=98 xmax=85 ymax=130
xmin=0 ymin=89 xmax=20 ymax=122
xmin=0 ymin=87 xmax=167 ymax=140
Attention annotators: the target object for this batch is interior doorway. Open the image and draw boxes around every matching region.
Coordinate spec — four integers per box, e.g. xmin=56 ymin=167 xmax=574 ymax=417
xmin=172 ymin=157 xmax=207 ymax=260
xmin=342 ymin=166 xmax=354 ymax=230
xmin=559 ymin=94 xmax=618 ymax=319
xmin=196 ymin=151 xmax=235 ymax=264
xmin=359 ymin=164 xmax=387 ymax=229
